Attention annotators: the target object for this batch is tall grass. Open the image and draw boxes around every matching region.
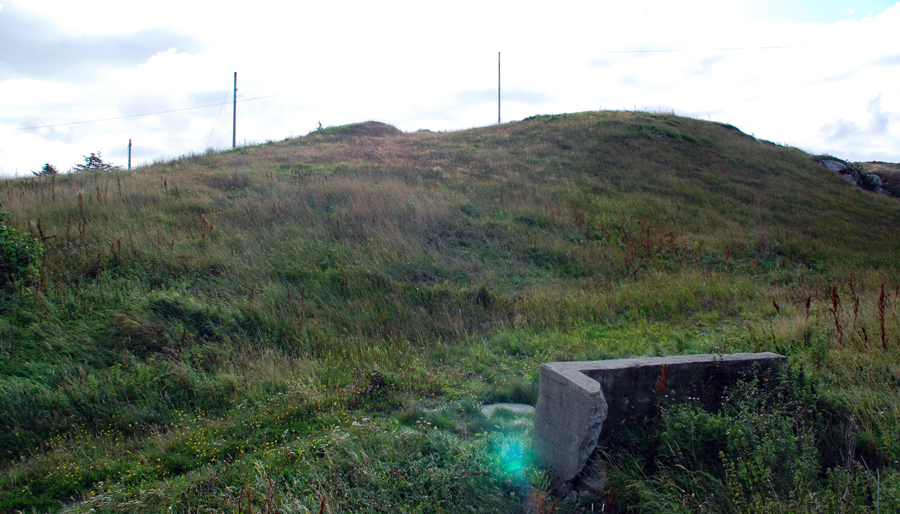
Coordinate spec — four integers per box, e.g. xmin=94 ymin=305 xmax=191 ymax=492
xmin=1 ymin=112 xmax=899 ymax=511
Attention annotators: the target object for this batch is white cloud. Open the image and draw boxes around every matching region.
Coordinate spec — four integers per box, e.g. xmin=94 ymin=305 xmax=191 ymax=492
xmin=1 ymin=0 xmax=899 ymax=176
xmin=818 ymin=94 xmax=897 ymax=160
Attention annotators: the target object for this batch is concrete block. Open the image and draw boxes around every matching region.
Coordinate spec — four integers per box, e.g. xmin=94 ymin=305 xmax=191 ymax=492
xmin=533 ymin=352 xmax=786 ymax=491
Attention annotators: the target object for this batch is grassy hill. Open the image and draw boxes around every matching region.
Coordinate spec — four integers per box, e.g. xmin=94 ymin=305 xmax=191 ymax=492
xmin=2 ymin=111 xmax=899 ymax=512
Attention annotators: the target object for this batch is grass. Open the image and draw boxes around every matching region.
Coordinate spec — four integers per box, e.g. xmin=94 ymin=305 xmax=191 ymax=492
xmin=1 ymin=111 xmax=899 ymax=512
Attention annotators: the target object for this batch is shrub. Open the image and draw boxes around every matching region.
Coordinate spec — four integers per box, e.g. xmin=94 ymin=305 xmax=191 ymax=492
xmin=0 ymin=213 xmax=43 ymax=291
xmin=604 ymin=367 xmax=826 ymax=512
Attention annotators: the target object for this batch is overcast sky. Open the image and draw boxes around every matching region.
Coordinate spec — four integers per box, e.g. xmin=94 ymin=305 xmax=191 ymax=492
xmin=1 ymin=0 xmax=898 ymax=177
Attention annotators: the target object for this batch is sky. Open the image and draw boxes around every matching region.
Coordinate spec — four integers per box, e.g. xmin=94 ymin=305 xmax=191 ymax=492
xmin=1 ymin=0 xmax=898 ymax=177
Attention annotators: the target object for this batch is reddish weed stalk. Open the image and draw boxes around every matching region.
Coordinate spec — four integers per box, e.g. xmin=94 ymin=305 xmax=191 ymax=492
xmin=830 ymin=285 xmax=843 ymax=346
xmin=879 ymin=284 xmax=887 ymax=350
xmin=655 ymin=364 xmax=668 ymax=395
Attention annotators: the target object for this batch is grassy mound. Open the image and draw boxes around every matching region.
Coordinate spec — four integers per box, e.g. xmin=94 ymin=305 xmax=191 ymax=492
xmin=1 ymin=110 xmax=899 ymax=512
xmin=312 ymin=120 xmax=404 ymax=139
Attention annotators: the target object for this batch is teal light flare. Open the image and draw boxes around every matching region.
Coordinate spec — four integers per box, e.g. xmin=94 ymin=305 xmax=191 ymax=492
xmin=492 ymin=433 xmax=528 ymax=476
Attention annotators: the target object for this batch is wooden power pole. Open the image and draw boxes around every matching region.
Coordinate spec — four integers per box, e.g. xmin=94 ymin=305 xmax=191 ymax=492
xmin=498 ymin=52 xmax=501 ymax=125
xmin=232 ymin=72 xmax=237 ymax=149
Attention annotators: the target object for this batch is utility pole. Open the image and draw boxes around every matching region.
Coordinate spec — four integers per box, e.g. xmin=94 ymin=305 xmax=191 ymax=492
xmin=498 ymin=52 xmax=501 ymax=125
xmin=232 ymin=72 xmax=237 ymax=150
xmin=128 ymin=139 xmax=132 ymax=170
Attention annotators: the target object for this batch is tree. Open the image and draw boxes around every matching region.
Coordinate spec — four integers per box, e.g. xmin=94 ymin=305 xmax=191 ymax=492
xmin=72 ymin=151 xmax=120 ymax=172
xmin=32 ymin=163 xmax=59 ymax=177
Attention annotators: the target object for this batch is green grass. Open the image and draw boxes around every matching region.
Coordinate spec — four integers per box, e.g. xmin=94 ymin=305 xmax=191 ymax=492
xmin=1 ymin=111 xmax=900 ymax=512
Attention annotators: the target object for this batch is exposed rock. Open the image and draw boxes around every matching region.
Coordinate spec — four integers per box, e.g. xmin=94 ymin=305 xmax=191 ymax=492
xmin=818 ymin=159 xmax=859 ymax=185
xmin=817 ymin=158 xmax=892 ymax=196
xmin=867 ymin=173 xmax=884 ymax=189
xmin=861 ymin=162 xmax=900 ymax=197
xmin=819 ymin=159 xmax=848 ymax=173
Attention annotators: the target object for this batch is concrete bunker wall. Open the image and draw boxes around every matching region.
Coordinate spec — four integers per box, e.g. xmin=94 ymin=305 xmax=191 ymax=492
xmin=532 ymin=352 xmax=786 ymax=491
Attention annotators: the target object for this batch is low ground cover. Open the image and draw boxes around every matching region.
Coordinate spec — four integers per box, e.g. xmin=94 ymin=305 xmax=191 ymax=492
xmin=1 ymin=111 xmax=899 ymax=512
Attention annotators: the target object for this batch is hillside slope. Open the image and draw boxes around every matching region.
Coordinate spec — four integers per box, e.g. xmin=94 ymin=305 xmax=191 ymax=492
xmin=2 ymin=111 xmax=899 ymax=512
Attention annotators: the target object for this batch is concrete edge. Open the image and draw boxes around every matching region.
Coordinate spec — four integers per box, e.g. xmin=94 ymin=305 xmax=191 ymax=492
xmin=533 ymin=352 xmax=786 ymax=491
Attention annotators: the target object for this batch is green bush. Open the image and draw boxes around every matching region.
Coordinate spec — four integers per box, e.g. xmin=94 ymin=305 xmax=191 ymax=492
xmin=605 ymin=368 xmax=827 ymax=512
xmin=0 ymin=212 xmax=43 ymax=292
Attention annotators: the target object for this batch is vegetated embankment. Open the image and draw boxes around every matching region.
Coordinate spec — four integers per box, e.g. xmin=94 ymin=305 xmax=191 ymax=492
xmin=1 ymin=111 xmax=899 ymax=512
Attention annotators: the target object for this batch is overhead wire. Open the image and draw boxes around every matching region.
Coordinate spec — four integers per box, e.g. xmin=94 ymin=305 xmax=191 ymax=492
xmin=0 ymin=145 xmax=15 ymax=169
xmin=3 ymin=41 xmax=810 ymax=174
xmin=11 ymin=44 xmax=804 ymax=133
xmin=204 ymin=87 xmax=233 ymax=149
xmin=595 ymin=44 xmax=807 ymax=54
xmin=14 ymin=94 xmax=278 ymax=131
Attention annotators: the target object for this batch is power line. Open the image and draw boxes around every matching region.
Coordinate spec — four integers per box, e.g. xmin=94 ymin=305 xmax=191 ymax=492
xmin=596 ymin=44 xmax=807 ymax=54
xmin=0 ymin=145 xmax=13 ymax=161
xmin=205 ymin=87 xmax=233 ymax=149
xmin=14 ymin=94 xmax=278 ymax=131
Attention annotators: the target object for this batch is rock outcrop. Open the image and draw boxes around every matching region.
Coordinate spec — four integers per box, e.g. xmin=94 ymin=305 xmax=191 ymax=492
xmin=817 ymin=158 xmax=890 ymax=196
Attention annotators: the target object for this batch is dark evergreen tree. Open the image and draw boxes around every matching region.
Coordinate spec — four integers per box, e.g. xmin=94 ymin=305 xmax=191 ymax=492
xmin=72 ymin=151 xmax=120 ymax=172
xmin=32 ymin=163 xmax=59 ymax=176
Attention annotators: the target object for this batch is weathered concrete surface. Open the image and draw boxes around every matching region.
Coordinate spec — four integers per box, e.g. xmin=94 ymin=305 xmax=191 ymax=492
xmin=532 ymin=362 xmax=608 ymax=492
xmin=533 ymin=352 xmax=786 ymax=491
